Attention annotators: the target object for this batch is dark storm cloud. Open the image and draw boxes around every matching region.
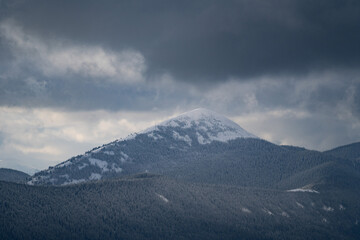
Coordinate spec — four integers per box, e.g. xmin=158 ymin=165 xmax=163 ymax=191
xmin=0 ymin=74 xmax=193 ymax=111
xmin=0 ymin=0 xmax=359 ymax=117
xmin=1 ymin=0 xmax=360 ymax=82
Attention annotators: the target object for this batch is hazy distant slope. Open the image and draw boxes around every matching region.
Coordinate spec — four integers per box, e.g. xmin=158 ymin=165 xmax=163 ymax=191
xmin=325 ymin=142 xmax=360 ymax=161
xmin=1 ymin=175 xmax=359 ymax=240
xmin=0 ymin=168 xmax=29 ymax=183
xmin=276 ymin=160 xmax=360 ymax=191
xmin=156 ymin=138 xmax=347 ymax=189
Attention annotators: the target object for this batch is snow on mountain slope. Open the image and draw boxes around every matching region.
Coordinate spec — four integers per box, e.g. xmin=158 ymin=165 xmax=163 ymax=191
xmin=130 ymin=108 xmax=257 ymax=143
xmin=28 ymin=108 xmax=257 ymax=185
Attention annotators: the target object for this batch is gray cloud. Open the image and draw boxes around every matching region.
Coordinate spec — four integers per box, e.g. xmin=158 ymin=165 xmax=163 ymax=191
xmin=206 ymin=74 xmax=360 ymax=150
xmin=0 ymin=0 xmax=359 ymax=172
xmin=1 ymin=0 xmax=360 ymax=82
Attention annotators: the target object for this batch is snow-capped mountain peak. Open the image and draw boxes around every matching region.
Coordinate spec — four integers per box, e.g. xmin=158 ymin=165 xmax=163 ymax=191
xmin=140 ymin=108 xmax=257 ymax=144
xmin=28 ymin=108 xmax=257 ymax=185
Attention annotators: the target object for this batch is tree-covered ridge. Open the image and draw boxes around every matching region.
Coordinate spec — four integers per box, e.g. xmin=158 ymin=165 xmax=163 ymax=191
xmin=29 ymin=134 xmax=354 ymax=190
xmin=0 ymin=168 xmax=29 ymax=183
xmin=1 ymin=174 xmax=359 ymax=240
xmin=325 ymin=142 xmax=360 ymax=161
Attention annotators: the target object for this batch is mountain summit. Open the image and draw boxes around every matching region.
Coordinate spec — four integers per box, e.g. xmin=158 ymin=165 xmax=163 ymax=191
xmin=28 ymin=109 xmax=257 ymax=185
xmin=133 ymin=108 xmax=257 ymax=144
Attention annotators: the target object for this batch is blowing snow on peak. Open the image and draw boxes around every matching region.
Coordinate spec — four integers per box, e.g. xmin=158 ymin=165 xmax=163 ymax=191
xmin=139 ymin=108 xmax=257 ymax=144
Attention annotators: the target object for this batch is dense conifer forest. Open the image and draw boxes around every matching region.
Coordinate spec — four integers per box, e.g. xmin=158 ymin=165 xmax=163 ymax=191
xmin=1 ymin=174 xmax=360 ymax=240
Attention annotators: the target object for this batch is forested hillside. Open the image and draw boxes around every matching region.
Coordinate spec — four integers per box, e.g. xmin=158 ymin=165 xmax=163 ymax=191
xmin=0 ymin=168 xmax=29 ymax=183
xmin=4 ymin=109 xmax=360 ymax=240
xmin=1 ymin=174 xmax=359 ymax=240
xmin=325 ymin=142 xmax=360 ymax=161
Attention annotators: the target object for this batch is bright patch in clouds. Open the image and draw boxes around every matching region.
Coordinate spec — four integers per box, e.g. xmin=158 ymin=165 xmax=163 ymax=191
xmin=201 ymin=77 xmax=360 ymax=151
xmin=233 ymin=108 xmax=360 ymax=150
xmin=0 ymin=107 xmax=164 ymax=173
xmin=0 ymin=19 xmax=146 ymax=83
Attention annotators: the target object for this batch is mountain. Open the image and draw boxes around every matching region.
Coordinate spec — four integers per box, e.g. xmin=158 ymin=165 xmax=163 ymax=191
xmin=28 ymin=108 xmax=257 ymax=185
xmin=2 ymin=174 xmax=360 ymax=240
xmin=324 ymin=142 xmax=360 ymax=162
xmin=4 ymin=108 xmax=360 ymax=239
xmin=28 ymin=108 xmax=358 ymax=191
xmin=0 ymin=168 xmax=29 ymax=183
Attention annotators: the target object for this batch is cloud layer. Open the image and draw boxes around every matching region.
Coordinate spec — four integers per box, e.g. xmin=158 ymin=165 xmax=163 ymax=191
xmin=2 ymin=0 xmax=360 ymax=81
xmin=0 ymin=106 xmax=172 ymax=172
xmin=0 ymin=0 xmax=359 ymax=172
xmin=0 ymin=20 xmax=146 ymax=83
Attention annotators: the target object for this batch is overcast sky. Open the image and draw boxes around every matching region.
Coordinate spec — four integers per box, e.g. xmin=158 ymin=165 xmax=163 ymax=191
xmin=0 ymin=0 xmax=360 ymax=174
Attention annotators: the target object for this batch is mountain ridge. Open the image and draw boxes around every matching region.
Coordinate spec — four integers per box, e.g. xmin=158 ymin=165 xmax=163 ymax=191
xmin=0 ymin=168 xmax=29 ymax=183
xmin=28 ymin=108 xmax=258 ymax=185
xmin=27 ymin=109 xmax=360 ymax=190
xmin=324 ymin=142 xmax=360 ymax=161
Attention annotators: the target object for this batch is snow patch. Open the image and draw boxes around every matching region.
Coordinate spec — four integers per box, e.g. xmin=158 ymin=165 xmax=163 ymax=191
xmin=88 ymin=158 xmax=109 ymax=172
xmin=197 ymin=132 xmax=210 ymax=144
xmin=156 ymin=193 xmax=169 ymax=203
xmin=62 ymin=178 xmax=86 ymax=185
xmin=111 ymin=163 xmax=122 ymax=173
xmin=166 ymin=120 xmax=180 ymax=128
xmin=120 ymin=152 xmax=129 ymax=163
xmin=322 ymin=206 xmax=334 ymax=212
xmin=287 ymin=188 xmax=319 ymax=193
xmin=281 ymin=211 xmax=289 ymax=217
xmin=27 ymin=175 xmax=50 ymax=185
xmin=242 ymin=208 xmax=251 ymax=213
xmin=104 ymin=151 xmax=115 ymax=155
xmin=78 ymin=163 xmax=88 ymax=170
xmin=89 ymin=173 xmax=102 ymax=180
xmin=296 ymin=202 xmax=304 ymax=208
xmin=262 ymin=208 xmax=273 ymax=215
xmin=147 ymin=132 xmax=163 ymax=140
xmin=172 ymin=131 xmax=192 ymax=146
xmin=27 ymin=180 xmax=34 ymax=185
